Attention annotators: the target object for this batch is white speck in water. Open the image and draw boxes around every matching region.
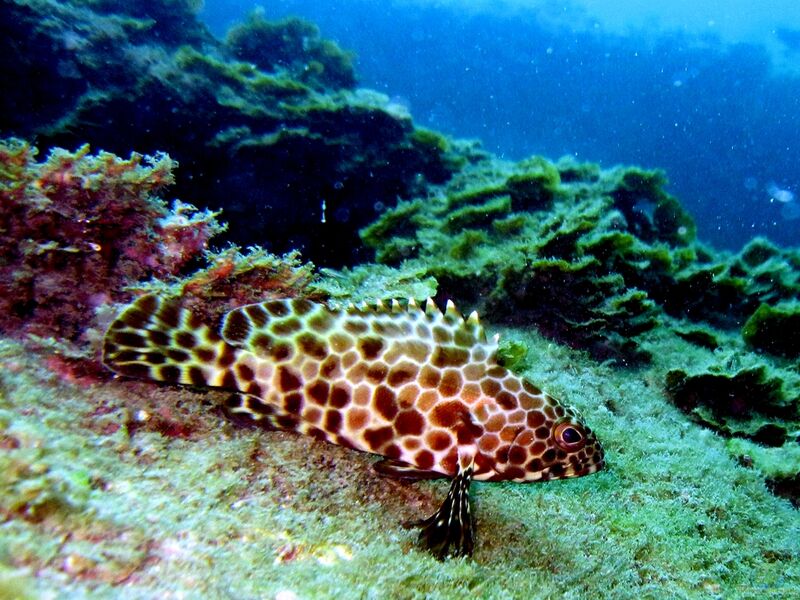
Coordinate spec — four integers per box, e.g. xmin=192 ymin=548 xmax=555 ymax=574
xmin=767 ymin=182 xmax=794 ymax=203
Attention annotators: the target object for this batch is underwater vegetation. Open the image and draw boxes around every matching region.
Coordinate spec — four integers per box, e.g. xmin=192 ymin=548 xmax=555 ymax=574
xmin=0 ymin=137 xmax=328 ymax=361
xmin=1 ymin=0 xmax=462 ymax=266
xmin=0 ymin=139 xmax=220 ymax=347
xmin=0 ymin=1 xmax=799 ymax=597
xmin=361 ymin=156 xmax=799 ymax=362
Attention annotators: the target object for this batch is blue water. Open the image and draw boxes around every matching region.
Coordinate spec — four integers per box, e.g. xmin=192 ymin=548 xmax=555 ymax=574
xmin=201 ymin=0 xmax=800 ymax=250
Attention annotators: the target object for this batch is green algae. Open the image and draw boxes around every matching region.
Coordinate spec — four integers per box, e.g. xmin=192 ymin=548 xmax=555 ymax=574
xmin=665 ymin=365 xmax=795 ymax=445
xmin=361 ymin=157 xmax=694 ymax=364
xmin=443 ymin=195 xmax=511 ymax=232
xmin=313 ymin=262 xmax=438 ymax=303
xmin=505 ymin=156 xmax=561 ymax=210
xmin=225 ymin=9 xmax=356 ymax=90
xmin=410 ymin=127 xmax=451 ymax=154
xmin=742 ymin=301 xmax=800 ymax=358
xmin=674 ymin=327 xmax=721 ymax=351
xmin=361 ymin=150 xmax=800 ymax=379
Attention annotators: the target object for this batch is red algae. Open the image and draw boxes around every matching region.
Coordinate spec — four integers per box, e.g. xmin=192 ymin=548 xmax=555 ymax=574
xmin=0 ymin=139 xmax=223 ymax=347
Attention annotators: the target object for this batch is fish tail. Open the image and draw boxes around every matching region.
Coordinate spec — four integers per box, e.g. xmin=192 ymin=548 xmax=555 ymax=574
xmin=103 ymin=294 xmax=237 ymax=389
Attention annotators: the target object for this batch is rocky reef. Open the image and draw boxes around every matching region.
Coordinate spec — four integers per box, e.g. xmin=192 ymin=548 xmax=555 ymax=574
xmin=1 ymin=1 xmax=799 ymax=597
xmin=1 ymin=1 xmax=462 ymax=266
xmin=361 ymin=156 xmax=799 ymax=362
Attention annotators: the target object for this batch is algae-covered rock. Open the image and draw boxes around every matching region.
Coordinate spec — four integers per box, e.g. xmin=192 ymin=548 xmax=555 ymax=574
xmin=361 ymin=145 xmax=800 ymax=366
xmin=505 ymin=156 xmax=561 ymax=210
xmin=742 ymin=302 xmax=800 ymax=359
xmin=665 ymin=365 xmax=798 ymax=445
xmin=361 ymin=157 xmax=682 ymax=363
xmin=767 ymin=473 xmax=800 ymax=508
xmin=225 ymin=10 xmax=356 ymax=90
xmin=0 ymin=1 xmax=463 ymax=266
xmin=673 ymin=327 xmax=720 ymax=351
xmin=609 ymin=167 xmax=696 ymax=245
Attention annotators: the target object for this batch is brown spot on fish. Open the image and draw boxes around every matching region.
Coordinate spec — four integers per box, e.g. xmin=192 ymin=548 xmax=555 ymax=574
xmin=388 ymin=363 xmax=418 ymax=386
xmin=527 ymin=411 xmax=545 ymax=428
xmin=325 ymin=410 xmax=343 ymax=433
xmin=395 ymin=409 xmax=425 ymax=436
xmin=358 ymin=337 xmax=384 ymax=360
xmin=366 ymin=363 xmax=388 ymax=384
xmin=244 ymin=304 xmax=268 ymax=327
xmin=346 ymin=407 xmax=370 ymax=430
xmin=272 ymin=318 xmax=303 ymax=336
xmin=175 ymin=330 xmax=197 ymax=349
xmin=265 ymin=300 xmax=290 ymax=317
xmin=307 ymin=380 xmax=330 ymax=405
xmin=236 ymin=362 xmax=254 ymax=382
xmin=432 ymin=346 xmax=470 ymax=368
xmin=426 ymin=430 xmax=453 ymax=451
xmin=279 ymin=366 xmax=302 ymax=392
xmin=480 ymin=378 xmax=501 ymax=397
xmin=374 ymin=385 xmax=399 ymax=420
xmin=284 ymin=392 xmax=303 ymax=414
xmin=415 ymin=449 xmax=435 ymax=470
xmin=438 ymin=370 xmax=463 ymax=396
xmin=430 ymin=400 xmax=468 ymax=428
xmin=419 ymin=365 xmax=441 ymax=388
xmin=223 ymin=309 xmax=250 ymax=342
xmin=364 ymin=426 xmax=394 ymax=451
xmin=329 ymin=385 xmax=351 ymax=409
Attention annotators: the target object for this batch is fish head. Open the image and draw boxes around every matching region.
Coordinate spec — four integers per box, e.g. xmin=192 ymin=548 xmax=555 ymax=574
xmin=496 ymin=403 xmax=605 ymax=482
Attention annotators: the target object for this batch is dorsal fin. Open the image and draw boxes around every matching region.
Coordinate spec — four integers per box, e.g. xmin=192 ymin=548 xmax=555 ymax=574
xmin=444 ymin=299 xmax=461 ymax=323
xmin=425 ymin=297 xmax=439 ymax=317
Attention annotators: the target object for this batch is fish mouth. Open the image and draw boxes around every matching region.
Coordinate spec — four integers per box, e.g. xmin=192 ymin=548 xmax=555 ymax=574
xmin=562 ymin=447 xmax=606 ymax=479
xmin=561 ymin=459 xmax=605 ymax=479
xmin=519 ymin=455 xmax=605 ymax=482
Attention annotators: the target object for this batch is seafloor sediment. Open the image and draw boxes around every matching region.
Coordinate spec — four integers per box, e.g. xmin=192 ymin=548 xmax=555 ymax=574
xmin=1 ymin=321 xmax=798 ymax=598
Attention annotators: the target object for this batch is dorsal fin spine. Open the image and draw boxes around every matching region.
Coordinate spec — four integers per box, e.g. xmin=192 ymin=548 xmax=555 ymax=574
xmin=425 ymin=298 xmax=439 ymax=316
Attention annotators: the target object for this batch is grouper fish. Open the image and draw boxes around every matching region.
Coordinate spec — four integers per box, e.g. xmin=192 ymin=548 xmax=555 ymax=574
xmin=103 ymin=294 xmax=605 ymax=557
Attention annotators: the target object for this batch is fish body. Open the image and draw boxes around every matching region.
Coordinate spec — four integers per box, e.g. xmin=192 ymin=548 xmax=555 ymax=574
xmin=103 ymin=294 xmax=604 ymax=557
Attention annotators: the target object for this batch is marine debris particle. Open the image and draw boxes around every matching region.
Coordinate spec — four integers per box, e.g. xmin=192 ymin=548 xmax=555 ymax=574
xmin=102 ymin=294 xmax=605 ymax=558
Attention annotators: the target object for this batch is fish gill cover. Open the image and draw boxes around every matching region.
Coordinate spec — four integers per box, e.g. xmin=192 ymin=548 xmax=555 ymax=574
xmin=0 ymin=0 xmax=799 ymax=597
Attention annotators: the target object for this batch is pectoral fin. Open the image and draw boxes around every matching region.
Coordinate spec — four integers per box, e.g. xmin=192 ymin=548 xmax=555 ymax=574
xmin=408 ymin=464 xmax=474 ymax=558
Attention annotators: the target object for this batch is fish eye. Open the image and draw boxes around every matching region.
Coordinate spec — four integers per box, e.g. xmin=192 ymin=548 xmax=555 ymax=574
xmin=554 ymin=421 xmax=586 ymax=451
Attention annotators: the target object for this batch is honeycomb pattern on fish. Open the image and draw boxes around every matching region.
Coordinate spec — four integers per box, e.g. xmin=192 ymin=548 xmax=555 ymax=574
xmin=103 ymin=294 xmax=605 ymax=557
